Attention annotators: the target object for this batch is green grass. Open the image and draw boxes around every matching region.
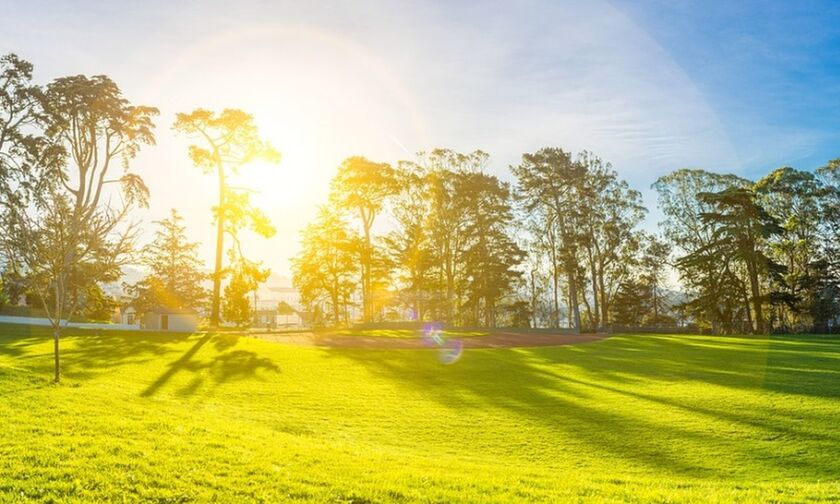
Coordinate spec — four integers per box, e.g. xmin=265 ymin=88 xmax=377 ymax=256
xmin=327 ymin=328 xmax=489 ymax=338
xmin=0 ymin=324 xmax=838 ymax=502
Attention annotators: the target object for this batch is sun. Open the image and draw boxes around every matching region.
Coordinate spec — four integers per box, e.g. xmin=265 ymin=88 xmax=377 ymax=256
xmin=229 ymin=117 xmax=321 ymax=208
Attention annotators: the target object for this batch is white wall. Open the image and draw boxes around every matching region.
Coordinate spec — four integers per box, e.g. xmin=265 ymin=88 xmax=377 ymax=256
xmin=0 ymin=315 xmax=140 ymax=331
xmin=143 ymin=313 xmax=198 ymax=332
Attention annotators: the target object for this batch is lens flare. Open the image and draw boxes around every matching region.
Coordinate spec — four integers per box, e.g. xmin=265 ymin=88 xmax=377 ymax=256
xmin=422 ymin=323 xmax=463 ymax=365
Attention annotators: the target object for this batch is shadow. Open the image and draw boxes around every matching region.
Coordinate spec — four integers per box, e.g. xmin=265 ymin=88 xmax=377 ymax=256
xmin=323 ymin=333 xmax=840 ymax=480
xmin=1 ymin=323 xmax=197 ymax=381
xmin=140 ymin=333 xmax=279 ymax=398
xmin=140 ymin=333 xmax=213 ymax=397
xmin=1 ymin=324 xmax=280 ymax=397
xmin=0 ymin=323 xmax=56 ymax=358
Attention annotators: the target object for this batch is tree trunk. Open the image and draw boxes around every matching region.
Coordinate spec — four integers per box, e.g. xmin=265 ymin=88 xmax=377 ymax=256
xmin=530 ymin=269 xmax=538 ymax=328
xmin=210 ymin=163 xmax=226 ymax=328
xmin=53 ymin=327 xmax=60 ymax=383
xmin=568 ymin=265 xmax=582 ymax=332
xmin=747 ymin=260 xmax=764 ymax=334
xmin=362 ymin=224 xmax=371 ymax=323
xmin=331 ymin=283 xmax=340 ymax=326
xmin=587 ymin=244 xmax=600 ymax=331
xmin=598 ymin=269 xmax=609 ymax=328
xmin=445 ymin=246 xmax=454 ymax=324
xmin=652 ymin=282 xmax=659 ymax=325
xmin=740 ymin=282 xmax=752 ymax=333
xmin=548 ymin=229 xmax=560 ymax=328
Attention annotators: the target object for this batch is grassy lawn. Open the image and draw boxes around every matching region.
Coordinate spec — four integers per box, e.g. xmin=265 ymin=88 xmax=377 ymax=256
xmin=0 ymin=324 xmax=838 ymax=502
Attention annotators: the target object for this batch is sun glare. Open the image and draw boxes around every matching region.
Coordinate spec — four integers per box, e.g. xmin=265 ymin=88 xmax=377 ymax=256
xmin=230 ymin=118 xmax=320 ymax=206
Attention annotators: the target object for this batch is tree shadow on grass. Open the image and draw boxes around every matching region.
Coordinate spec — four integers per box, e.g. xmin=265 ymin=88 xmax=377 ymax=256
xmin=0 ymin=323 xmax=56 ymax=358
xmin=1 ymin=325 xmax=280 ymax=395
xmin=140 ymin=333 xmax=279 ymax=398
xmin=323 ymin=333 xmax=840 ymax=480
xmin=323 ymin=346 xmax=723 ymax=477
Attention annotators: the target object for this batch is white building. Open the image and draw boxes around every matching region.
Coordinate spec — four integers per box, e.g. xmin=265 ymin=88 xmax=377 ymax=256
xmin=252 ymin=286 xmax=309 ymax=329
xmin=142 ymin=307 xmax=199 ymax=332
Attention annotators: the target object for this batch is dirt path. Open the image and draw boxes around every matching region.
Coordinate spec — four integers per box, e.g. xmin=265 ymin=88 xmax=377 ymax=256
xmin=248 ymin=330 xmax=610 ymax=349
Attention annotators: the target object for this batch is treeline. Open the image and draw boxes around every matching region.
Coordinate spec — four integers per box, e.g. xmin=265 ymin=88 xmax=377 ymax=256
xmin=656 ymin=167 xmax=840 ymax=334
xmin=1 ymin=52 xmax=838 ymax=338
xmin=295 ymin=149 xmax=840 ymax=334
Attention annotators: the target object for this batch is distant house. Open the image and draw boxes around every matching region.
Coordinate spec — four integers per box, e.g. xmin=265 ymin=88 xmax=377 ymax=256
xmin=253 ymin=306 xmax=278 ymax=328
xmin=251 ymin=298 xmax=309 ymax=329
xmin=120 ymin=306 xmax=138 ymax=326
xmin=143 ymin=307 xmax=199 ymax=332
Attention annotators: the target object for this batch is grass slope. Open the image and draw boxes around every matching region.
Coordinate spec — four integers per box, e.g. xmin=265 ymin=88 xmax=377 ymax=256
xmin=0 ymin=324 xmax=838 ymax=502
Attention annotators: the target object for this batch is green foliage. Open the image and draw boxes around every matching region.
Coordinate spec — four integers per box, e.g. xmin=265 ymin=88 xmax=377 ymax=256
xmin=512 ymin=148 xmax=646 ymax=331
xmin=386 ymin=149 xmax=524 ymax=326
xmin=126 ymin=209 xmax=208 ymax=315
xmin=222 ymin=255 xmax=269 ymax=327
xmin=611 ymin=279 xmax=652 ymax=326
xmin=222 ymin=273 xmax=253 ymax=327
xmin=329 ymin=156 xmax=398 ymax=322
xmin=292 ymin=206 xmax=358 ymax=326
xmin=458 ymin=171 xmax=525 ymax=326
xmin=1 ymin=326 xmax=838 ymax=501
xmin=277 ymin=301 xmax=295 ymax=316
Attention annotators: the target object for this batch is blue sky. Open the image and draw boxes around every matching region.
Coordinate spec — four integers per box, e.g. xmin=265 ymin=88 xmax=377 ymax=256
xmin=1 ymin=0 xmax=838 ymax=277
xmin=616 ymin=0 xmax=840 ymax=176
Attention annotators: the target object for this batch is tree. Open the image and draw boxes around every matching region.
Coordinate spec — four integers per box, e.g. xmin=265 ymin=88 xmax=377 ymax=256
xmin=611 ymin=279 xmax=652 ymax=327
xmin=638 ymin=233 xmax=672 ymax=326
xmin=329 ymin=156 xmax=397 ymax=322
xmin=292 ymin=206 xmax=358 ymax=326
xmin=389 ymin=149 xmax=505 ymax=326
xmin=0 ymin=54 xmax=57 ymax=206
xmin=126 ymin=209 xmax=207 ymax=315
xmin=222 ymin=255 xmax=269 ymax=327
xmin=684 ymin=187 xmax=784 ymax=334
xmin=653 ymin=169 xmax=752 ymax=333
xmin=384 ymin=161 xmax=434 ymax=321
xmin=277 ymin=300 xmax=296 ymax=327
xmin=0 ymin=54 xmax=61 ymax=290
xmin=512 ymin=148 xmax=588 ymax=331
xmin=420 ymin=150 xmax=485 ymax=324
xmin=755 ymin=167 xmax=827 ymax=331
xmin=2 ymin=73 xmax=157 ymax=381
xmin=815 ymin=159 xmax=840 ymax=331
xmin=458 ymin=171 xmax=524 ymax=326
xmin=173 ymin=109 xmax=280 ymax=327
xmin=576 ymin=151 xmax=646 ymax=330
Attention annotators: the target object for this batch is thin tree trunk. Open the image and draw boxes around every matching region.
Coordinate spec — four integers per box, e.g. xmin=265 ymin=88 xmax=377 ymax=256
xmin=210 ymin=163 xmax=226 ymax=327
xmin=530 ymin=269 xmax=538 ymax=328
xmin=747 ymin=261 xmax=764 ymax=334
xmin=53 ymin=327 xmax=60 ymax=383
xmin=568 ymin=264 xmax=582 ymax=332
xmin=360 ymin=210 xmax=372 ymax=323
xmin=598 ymin=268 xmax=609 ymax=328
xmin=587 ymin=243 xmax=600 ymax=331
xmin=331 ymin=283 xmax=340 ymax=326
xmin=652 ymin=281 xmax=659 ymax=325
xmin=548 ymin=228 xmax=560 ymax=328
